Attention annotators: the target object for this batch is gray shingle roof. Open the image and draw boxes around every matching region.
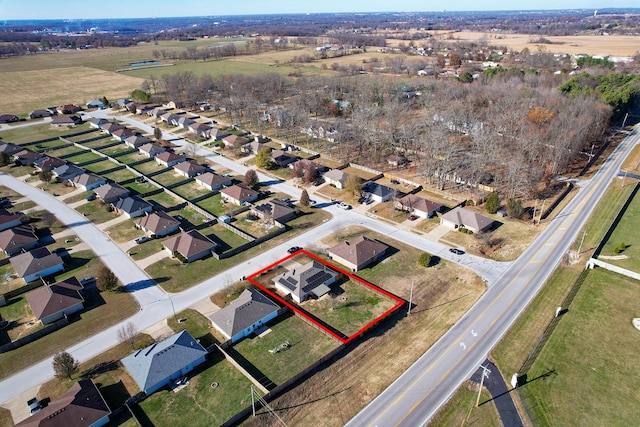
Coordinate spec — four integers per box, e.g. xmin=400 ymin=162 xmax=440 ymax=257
xmin=9 ymin=247 xmax=63 ymax=278
xmin=272 ymin=260 xmax=337 ymax=301
xmin=121 ymin=330 xmax=206 ymax=393
xmin=113 ymin=196 xmax=153 ymax=214
xmin=209 ymin=288 xmax=279 ymax=339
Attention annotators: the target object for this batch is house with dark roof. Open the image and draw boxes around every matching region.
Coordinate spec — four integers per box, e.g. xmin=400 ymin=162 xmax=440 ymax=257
xmin=0 ymin=224 xmax=39 ymax=256
xmin=0 ymin=141 xmax=23 ymax=157
xmin=194 ymin=172 xmax=232 ymax=191
xmin=29 ymin=109 xmax=54 ymax=119
xmin=34 ymin=156 xmax=65 ymax=173
xmin=15 ymin=379 xmax=111 ymax=427
xmin=94 ymin=183 xmax=130 ymax=204
xmin=10 ymin=247 xmax=64 ymax=283
xmin=251 ymin=200 xmax=296 ymax=224
xmin=51 ymin=163 xmax=84 ymax=182
xmin=440 ymin=206 xmax=495 ymax=233
xmin=173 ymin=160 xmax=206 ymax=178
xmin=163 ymin=230 xmax=217 ymax=263
xmin=12 ymin=149 xmax=43 ymax=166
xmin=271 ymin=149 xmax=298 ymax=168
xmin=175 ymin=116 xmax=195 ymax=129
xmin=112 ymin=196 xmax=153 ymax=219
xmin=155 ymin=151 xmax=185 ymax=168
xmin=138 ymin=142 xmax=166 ymax=158
xmin=328 ymin=236 xmax=389 ymax=272
xmin=135 ymin=211 xmax=180 ymax=238
xmin=395 ymin=194 xmax=443 ymax=219
xmin=222 ymin=134 xmax=250 ymax=149
xmin=100 ymin=122 xmax=124 ymax=134
xmin=160 ymin=112 xmax=180 ymax=124
xmin=88 ymin=117 xmax=109 ymax=129
xmin=362 ymin=181 xmax=395 ymax=203
xmin=272 ymin=260 xmax=338 ymax=303
xmin=25 ymin=277 xmax=84 ymax=325
xmin=124 ymin=135 xmax=152 ymax=149
xmin=51 ymin=115 xmax=82 ymax=127
xmin=0 ymin=208 xmax=24 ymax=231
xmin=220 ymin=184 xmax=258 ymax=206
xmin=209 ymin=288 xmax=280 ymax=343
xmin=71 ymin=172 xmax=106 ymax=192
xmin=121 ymin=330 xmax=207 ymax=395
xmin=56 ymin=104 xmax=81 ymax=114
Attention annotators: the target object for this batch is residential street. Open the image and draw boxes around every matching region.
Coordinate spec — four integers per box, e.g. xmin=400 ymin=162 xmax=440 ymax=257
xmin=0 ymin=109 xmax=508 ymax=405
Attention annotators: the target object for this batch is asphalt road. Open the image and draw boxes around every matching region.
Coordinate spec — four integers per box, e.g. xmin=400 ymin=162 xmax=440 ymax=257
xmin=346 ymin=126 xmax=640 ymax=427
xmin=0 ymin=111 xmax=507 ymax=405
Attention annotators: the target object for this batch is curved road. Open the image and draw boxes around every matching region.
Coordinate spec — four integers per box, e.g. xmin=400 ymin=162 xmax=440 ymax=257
xmin=0 ymin=110 xmax=506 ymax=404
xmin=347 ymin=126 xmax=640 ymax=427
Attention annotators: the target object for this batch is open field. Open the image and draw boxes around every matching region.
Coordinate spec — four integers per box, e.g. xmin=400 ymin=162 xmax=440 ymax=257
xmin=600 ymin=184 xmax=640 ymax=271
xmin=517 ymin=268 xmax=640 ymax=426
xmin=0 ymin=123 xmax=91 ymax=144
xmin=446 ymin=31 xmax=640 ymax=57
xmin=0 ymin=67 xmax=143 ymax=115
xmin=232 ymin=312 xmax=340 ymax=386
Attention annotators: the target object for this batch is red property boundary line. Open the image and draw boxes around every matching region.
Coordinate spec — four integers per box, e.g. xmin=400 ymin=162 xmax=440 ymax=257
xmin=246 ymin=249 xmax=405 ymax=345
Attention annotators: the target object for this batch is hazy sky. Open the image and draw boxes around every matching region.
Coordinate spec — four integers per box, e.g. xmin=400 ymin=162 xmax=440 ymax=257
xmin=0 ymin=0 xmax=637 ymax=20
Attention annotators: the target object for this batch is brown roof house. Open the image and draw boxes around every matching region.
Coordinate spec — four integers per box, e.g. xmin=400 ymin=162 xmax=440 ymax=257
xmin=251 ymin=200 xmax=297 ymax=225
xmin=15 ymin=379 xmax=111 ymax=427
xmin=10 ymin=247 xmax=64 ymax=283
xmin=209 ymin=288 xmax=280 ymax=343
xmin=194 ymin=172 xmax=232 ymax=191
xmin=155 ymin=151 xmax=185 ymax=168
xmin=12 ymin=149 xmax=43 ymax=166
xmin=395 ymin=194 xmax=443 ymax=219
xmin=25 ymin=277 xmax=84 ymax=325
xmin=220 ymin=184 xmax=258 ymax=206
xmin=95 ymin=183 xmax=129 ymax=204
xmin=328 ymin=236 xmax=389 ymax=272
xmin=271 ymin=149 xmax=298 ymax=168
xmin=163 ymin=230 xmax=217 ymax=263
xmin=135 ymin=211 xmax=180 ymax=238
xmin=111 ymin=127 xmax=136 ymax=141
xmin=272 ymin=260 xmax=338 ymax=303
xmin=50 ymin=115 xmax=82 ymax=127
xmin=173 ymin=160 xmax=206 ymax=178
xmin=0 ymin=224 xmax=39 ymax=256
xmin=222 ymin=134 xmax=249 ymax=149
xmin=124 ymin=135 xmax=152 ymax=149
xmin=210 ymin=128 xmax=230 ymax=141
xmin=0 ymin=207 xmax=24 ymax=231
xmin=56 ymin=104 xmax=81 ymax=114
xmin=100 ymin=121 xmax=125 ymax=134
xmin=440 ymin=206 xmax=495 ymax=234
xmin=188 ymin=122 xmax=213 ymax=139
xmin=71 ymin=173 xmax=106 ymax=192
xmin=33 ymin=156 xmax=65 ymax=173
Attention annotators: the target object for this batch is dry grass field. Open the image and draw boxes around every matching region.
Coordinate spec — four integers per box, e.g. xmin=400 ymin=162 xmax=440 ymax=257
xmin=0 ymin=66 xmax=143 ymax=114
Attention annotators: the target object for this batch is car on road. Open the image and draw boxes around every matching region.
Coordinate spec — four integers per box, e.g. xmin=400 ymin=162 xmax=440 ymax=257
xmin=135 ymin=235 xmax=151 ymax=244
xmin=287 ymin=246 xmax=302 ymax=254
xmin=449 ymin=248 xmax=465 ymax=255
xmin=27 ymin=398 xmax=41 ymax=415
xmin=338 ymin=202 xmax=352 ymax=210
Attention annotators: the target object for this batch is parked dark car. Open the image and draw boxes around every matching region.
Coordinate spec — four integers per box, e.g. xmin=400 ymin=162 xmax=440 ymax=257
xmin=449 ymin=248 xmax=465 ymax=255
xmin=287 ymin=246 xmax=302 ymax=254
xmin=86 ymin=193 xmax=97 ymax=201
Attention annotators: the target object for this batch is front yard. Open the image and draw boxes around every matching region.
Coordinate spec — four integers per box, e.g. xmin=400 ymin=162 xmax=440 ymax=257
xmin=75 ymin=201 xmax=119 ymax=224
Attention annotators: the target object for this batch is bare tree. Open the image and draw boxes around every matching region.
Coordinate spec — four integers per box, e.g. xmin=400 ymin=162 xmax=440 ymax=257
xmin=117 ymin=322 xmax=138 ymax=350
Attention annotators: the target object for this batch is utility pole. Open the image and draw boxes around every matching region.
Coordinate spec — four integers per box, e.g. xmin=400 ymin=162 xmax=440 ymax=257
xmin=407 ymin=279 xmax=414 ymax=315
xmin=251 ymin=385 xmax=256 ymax=417
xmin=476 ymin=364 xmax=491 ymax=407
xmin=538 ymin=199 xmax=546 ymax=224
xmin=532 ymin=199 xmax=538 ymax=224
xmin=577 ymin=230 xmax=587 ymax=255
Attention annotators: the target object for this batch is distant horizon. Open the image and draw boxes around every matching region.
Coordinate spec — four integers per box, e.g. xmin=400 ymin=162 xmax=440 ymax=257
xmin=0 ymin=0 xmax=638 ymax=21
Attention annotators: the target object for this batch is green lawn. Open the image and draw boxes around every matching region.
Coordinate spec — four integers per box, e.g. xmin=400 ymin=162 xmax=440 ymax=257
xmin=81 ymin=158 xmax=115 ymax=173
xmin=167 ymin=309 xmax=217 ymax=349
xmin=144 ymin=191 xmax=183 ymax=209
xmin=0 ymin=295 xmax=39 ymax=344
xmin=66 ymin=151 xmax=104 ymax=164
xmin=600 ymin=184 xmax=640 ymax=272
xmin=101 ymin=167 xmax=139 ymax=183
xmin=132 ymin=159 xmax=163 ymax=175
xmin=75 ymin=201 xmax=120 ymax=224
xmin=63 ymin=130 xmax=100 ymax=143
xmin=232 ymin=312 xmax=339 ymax=385
xmin=104 ymin=220 xmax=143 ymax=243
xmin=139 ymin=351 xmax=254 ymax=427
xmin=98 ymin=144 xmax=132 ymax=157
xmin=0 ymin=123 xmax=91 ymax=144
xmin=195 ymin=193 xmax=234 ymax=216
xmin=27 ymin=140 xmax=70 ymax=152
xmin=122 ymin=180 xmax=155 ymax=195
xmin=129 ymin=240 xmax=166 ymax=261
xmin=151 ymin=170 xmax=188 ymax=187
xmin=170 ymin=181 xmax=210 ymax=200
xmin=517 ymin=268 xmax=640 ymax=426
xmin=299 ymin=279 xmax=397 ymax=337
xmin=429 ymin=384 xmax=501 ymax=427
xmin=115 ymin=152 xmax=148 ymax=165
xmin=78 ymin=136 xmax=114 ymax=149
xmin=44 ymin=145 xmax=86 ymax=158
